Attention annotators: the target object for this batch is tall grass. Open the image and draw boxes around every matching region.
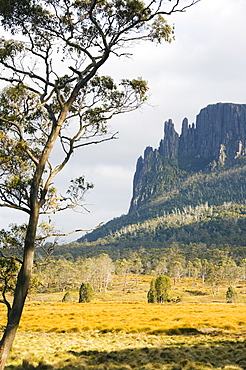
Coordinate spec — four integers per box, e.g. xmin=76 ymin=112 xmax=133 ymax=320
xmin=7 ymin=330 xmax=246 ymax=370
xmin=2 ymin=276 xmax=246 ymax=369
xmin=0 ymin=302 xmax=246 ymax=334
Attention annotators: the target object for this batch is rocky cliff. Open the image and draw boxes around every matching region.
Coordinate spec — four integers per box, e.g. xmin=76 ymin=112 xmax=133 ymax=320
xmin=129 ymin=103 xmax=246 ymax=213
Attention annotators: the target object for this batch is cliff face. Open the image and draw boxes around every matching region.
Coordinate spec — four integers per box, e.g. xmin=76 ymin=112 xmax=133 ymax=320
xmin=129 ymin=103 xmax=246 ymax=213
xmin=181 ymin=103 xmax=246 ymax=159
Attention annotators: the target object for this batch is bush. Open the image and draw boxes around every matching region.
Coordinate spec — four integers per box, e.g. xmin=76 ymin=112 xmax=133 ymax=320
xmin=147 ymin=275 xmax=171 ymax=303
xmin=79 ymin=282 xmax=94 ymax=303
xmin=226 ymin=286 xmax=237 ymax=303
xmin=147 ymin=279 xmax=157 ymax=303
xmin=155 ymin=275 xmax=171 ymax=303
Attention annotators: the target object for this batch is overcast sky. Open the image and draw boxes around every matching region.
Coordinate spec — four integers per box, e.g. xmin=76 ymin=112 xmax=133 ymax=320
xmin=1 ymin=0 xmax=246 ymax=243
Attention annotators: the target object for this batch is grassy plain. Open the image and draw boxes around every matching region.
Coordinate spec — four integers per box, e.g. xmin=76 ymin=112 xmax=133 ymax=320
xmin=1 ymin=276 xmax=246 ymax=370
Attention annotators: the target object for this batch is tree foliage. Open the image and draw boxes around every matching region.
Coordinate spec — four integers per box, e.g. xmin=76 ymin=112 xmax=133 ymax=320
xmin=0 ymin=258 xmax=19 ymax=317
xmin=155 ymin=275 xmax=171 ymax=303
xmin=147 ymin=275 xmax=171 ymax=303
xmin=74 ymin=202 xmax=246 ymax=263
xmin=147 ymin=278 xmax=157 ymax=303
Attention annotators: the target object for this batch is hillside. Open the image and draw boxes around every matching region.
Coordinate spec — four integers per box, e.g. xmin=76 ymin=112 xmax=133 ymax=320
xmin=57 ymin=103 xmax=246 ymax=260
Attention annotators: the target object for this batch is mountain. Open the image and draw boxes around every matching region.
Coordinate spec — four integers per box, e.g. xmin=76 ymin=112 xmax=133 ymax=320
xmin=129 ymin=102 xmax=246 ymax=214
xmin=57 ymin=103 xmax=246 ymax=260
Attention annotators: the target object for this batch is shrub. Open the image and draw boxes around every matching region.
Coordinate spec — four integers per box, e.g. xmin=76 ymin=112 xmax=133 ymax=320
xmin=79 ymin=282 xmax=94 ymax=303
xmin=147 ymin=275 xmax=171 ymax=303
xmin=226 ymin=286 xmax=238 ymax=303
xmin=147 ymin=278 xmax=157 ymax=303
xmin=155 ymin=275 xmax=171 ymax=303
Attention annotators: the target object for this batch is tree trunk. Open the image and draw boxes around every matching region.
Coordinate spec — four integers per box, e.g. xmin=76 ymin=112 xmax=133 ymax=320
xmin=0 ymin=209 xmax=38 ymax=370
xmin=0 ymin=107 xmax=64 ymax=369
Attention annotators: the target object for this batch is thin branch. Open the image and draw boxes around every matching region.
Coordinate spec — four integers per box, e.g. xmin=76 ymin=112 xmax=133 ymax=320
xmin=37 ymin=222 xmax=104 ymax=241
xmin=0 ymin=202 xmax=30 ymax=214
xmin=73 ymin=132 xmax=118 ymax=149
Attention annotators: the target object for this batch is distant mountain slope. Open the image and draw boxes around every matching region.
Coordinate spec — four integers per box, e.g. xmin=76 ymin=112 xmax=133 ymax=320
xmin=57 ymin=202 xmax=246 ymax=260
xmin=60 ymin=103 xmax=246 ymax=259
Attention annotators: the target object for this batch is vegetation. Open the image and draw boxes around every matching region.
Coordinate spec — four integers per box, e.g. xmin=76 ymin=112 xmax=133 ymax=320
xmin=79 ymin=282 xmax=94 ymax=303
xmin=75 ymin=155 xmax=246 ymax=249
xmin=1 ymin=1 xmax=245 ymax=369
xmin=2 ymin=299 xmax=246 ymax=334
xmin=6 ymin=330 xmax=246 ymax=370
xmin=226 ymin=286 xmax=238 ymax=303
xmin=155 ymin=275 xmax=171 ymax=303
xmin=57 ymin=202 xmax=246 ymax=262
xmin=62 ymin=291 xmax=72 ymax=302
xmin=148 ymin=275 xmax=171 ymax=303
xmin=147 ymin=278 xmax=157 ymax=303
xmin=0 ymin=258 xmax=19 ymax=317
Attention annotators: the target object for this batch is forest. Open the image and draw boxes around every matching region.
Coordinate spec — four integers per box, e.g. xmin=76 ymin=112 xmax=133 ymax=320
xmin=2 ymin=246 xmax=244 ymax=300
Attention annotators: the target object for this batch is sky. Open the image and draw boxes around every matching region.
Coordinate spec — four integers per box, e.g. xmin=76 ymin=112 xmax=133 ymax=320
xmin=1 ymin=0 xmax=246 ymax=243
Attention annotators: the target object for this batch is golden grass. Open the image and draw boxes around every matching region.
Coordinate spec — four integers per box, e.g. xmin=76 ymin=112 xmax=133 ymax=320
xmin=2 ymin=276 xmax=246 ymax=369
xmin=7 ymin=330 xmax=246 ymax=370
xmin=1 ymin=302 xmax=246 ymax=334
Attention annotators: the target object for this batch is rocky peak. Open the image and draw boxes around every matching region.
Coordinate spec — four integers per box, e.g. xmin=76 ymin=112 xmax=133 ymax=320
xmin=158 ymin=119 xmax=179 ymax=159
xmin=159 ymin=102 xmax=246 ymax=162
xmin=129 ymin=102 xmax=246 ymax=214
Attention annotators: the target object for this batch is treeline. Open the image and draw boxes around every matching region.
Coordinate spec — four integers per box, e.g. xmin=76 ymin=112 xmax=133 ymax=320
xmin=31 ymin=249 xmax=246 ymax=295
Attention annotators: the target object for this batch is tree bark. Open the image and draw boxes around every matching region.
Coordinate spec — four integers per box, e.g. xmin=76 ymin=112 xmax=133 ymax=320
xmin=0 ymin=111 xmax=64 ymax=369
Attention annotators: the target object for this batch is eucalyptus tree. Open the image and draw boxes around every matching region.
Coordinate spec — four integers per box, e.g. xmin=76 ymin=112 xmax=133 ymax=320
xmin=0 ymin=0 xmax=199 ymax=366
xmin=79 ymin=254 xmax=115 ymax=292
xmin=240 ymin=259 xmax=246 ymax=280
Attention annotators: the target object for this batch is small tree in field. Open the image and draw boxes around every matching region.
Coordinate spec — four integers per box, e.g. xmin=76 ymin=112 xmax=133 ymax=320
xmin=226 ymin=286 xmax=237 ymax=303
xmin=62 ymin=291 xmax=73 ymax=302
xmin=148 ymin=275 xmax=171 ymax=303
xmin=79 ymin=282 xmax=94 ymax=303
xmin=0 ymin=0 xmax=199 ymax=367
xmin=155 ymin=275 xmax=171 ymax=303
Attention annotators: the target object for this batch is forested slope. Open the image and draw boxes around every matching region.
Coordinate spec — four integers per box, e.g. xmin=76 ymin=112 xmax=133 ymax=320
xmin=56 ymin=202 xmax=246 ymax=261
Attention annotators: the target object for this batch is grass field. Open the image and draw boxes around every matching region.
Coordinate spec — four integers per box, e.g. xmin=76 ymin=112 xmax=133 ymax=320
xmin=1 ymin=276 xmax=246 ymax=370
xmin=1 ymin=302 xmax=246 ymax=334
